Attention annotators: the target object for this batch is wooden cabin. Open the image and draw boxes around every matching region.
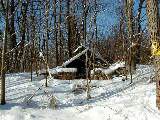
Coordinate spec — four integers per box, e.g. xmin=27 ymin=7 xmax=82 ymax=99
xmin=54 ymin=46 xmax=108 ymax=79
xmin=48 ymin=46 xmax=125 ymax=80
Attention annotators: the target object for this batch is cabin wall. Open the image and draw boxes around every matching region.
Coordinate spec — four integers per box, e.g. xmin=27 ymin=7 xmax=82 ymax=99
xmin=66 ymin=55 xmax=86 ymax=79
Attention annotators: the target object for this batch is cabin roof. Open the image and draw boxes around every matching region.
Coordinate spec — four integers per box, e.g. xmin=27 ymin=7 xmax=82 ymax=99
xmin=91 ymin=61 xmax=125 ymax=75
xmin=61 ymin=46 xmax=108 ymax=67
xmin=62 ymin=48 xmax=89 ymax=67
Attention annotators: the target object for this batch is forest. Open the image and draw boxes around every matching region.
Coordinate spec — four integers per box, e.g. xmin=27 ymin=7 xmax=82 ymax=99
xmin=0 ymin=0 xmax=160 ymax=120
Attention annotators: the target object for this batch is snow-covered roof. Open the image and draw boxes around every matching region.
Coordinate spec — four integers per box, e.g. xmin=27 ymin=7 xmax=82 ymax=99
xmin=91 ymin=61 xmax=125 ymax=75
xmin=61 ymin=45 xmax=109 ymax=68
xmin=73 ymin=45 xmax=84 ymax=53
xmin=40 ymin=67 xmax=77 ymax=74
xmin=51 ymin=68 xmax=77 ymax=73
xmin=102 ymin=61 xmax=125 ymax=74
xmin=62 ymin=48 xmax=89 ymax=67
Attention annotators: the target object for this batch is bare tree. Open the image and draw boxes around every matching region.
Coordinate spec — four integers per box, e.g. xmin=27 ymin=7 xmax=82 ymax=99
xmin=44 ymin=0 xmax=50 ymax=87
xmin=125 ymin=0 xmax=135 ymax=83
xmin=1 ymin=0 xmax=9 ymax=105
xmin=53 ymin=0 xmax=59 ymax=66
xmin=146 ymin=0 xmax=160 ymax=109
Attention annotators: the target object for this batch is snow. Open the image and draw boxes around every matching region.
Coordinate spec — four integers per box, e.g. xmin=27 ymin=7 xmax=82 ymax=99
xmin=102 ymin=61 xmax=125 ymax=74
xmin=57 ymin=68 xmax=77 ymax=73
xmin=1 ymin=64 xmax=160 ymax=120
xmin=62 ymin=48 xmax=88 ymax=67
xmin=91 ymin=61 xmax=125 ymax=75
xmin=62 ymin=46 xmax=108 ymax=68
xmin=39 ymin=52 xmax=43 ymax=58
xmin=40 ymin=67 xmax=77 ymax=75
xmin=73 ymin=45 xmax=84 ymax=53
xmin=51 ymin=68 xmax=77 ymax=73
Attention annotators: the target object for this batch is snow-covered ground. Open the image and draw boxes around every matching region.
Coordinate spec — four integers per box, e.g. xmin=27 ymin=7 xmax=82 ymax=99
xmin=1 ymin=65 xmax=160 ymax=120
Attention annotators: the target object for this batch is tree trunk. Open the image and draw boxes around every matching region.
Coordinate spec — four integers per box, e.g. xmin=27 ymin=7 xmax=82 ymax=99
xmin=53 ymin=0 xmax=59 ymax=66
xmin=125 ymin=0 xmax=135 ymax=83
xmin=1 ymin=0 xmax=9 ymax=105
xmin=45 ymin=0 xmax=50 ymax=87
xmin=9 ymin=0 xmax=16 ymax=49
xmin=86 ymin=52 xmax=91 ymax=99
xmin=58 ymin=0 xmax=63 ymax=64
xmin=67 ymin=0 xmax=72 ymax=58
xmin=146 ymin=0 xmax=160 ymax=109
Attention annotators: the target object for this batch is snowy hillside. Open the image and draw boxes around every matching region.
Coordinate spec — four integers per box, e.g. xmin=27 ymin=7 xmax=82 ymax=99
xmin=1 ymin=65 xmax=160 ymax=120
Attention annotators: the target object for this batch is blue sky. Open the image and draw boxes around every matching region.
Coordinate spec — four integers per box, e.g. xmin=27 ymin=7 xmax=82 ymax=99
xmin=97 ymin=0 xmax=121 ymax=35
xmin=0 ymin=0 xmax=147 ymax=36
xmin=97 ymin=0 xmax=147 ymax=35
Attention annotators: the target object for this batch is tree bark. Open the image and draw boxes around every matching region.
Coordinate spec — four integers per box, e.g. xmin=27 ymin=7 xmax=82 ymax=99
xmin=58 ymin=0 xmax=63 ymax=64
xmin=45 ymin=0 xmax=50 ymax=87
xmin=125 ymin=0 xmax=135 ymax=83
xmin=53 ymin=0 xmax=59 ymax=66
xmin=1 ymin=0 xmax=9 ymax=105
xmin=146 ymin=0 xmax=160 ymax=109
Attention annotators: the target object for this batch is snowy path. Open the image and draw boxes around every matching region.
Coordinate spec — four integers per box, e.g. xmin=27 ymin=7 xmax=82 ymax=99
xmin=0 ymin=65 xmax=160 ymax=120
